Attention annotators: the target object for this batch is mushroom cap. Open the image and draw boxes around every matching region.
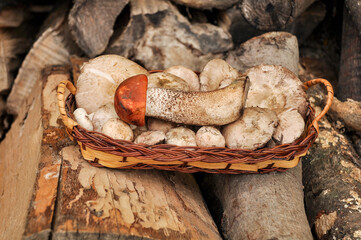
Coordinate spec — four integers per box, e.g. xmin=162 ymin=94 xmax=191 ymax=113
xmin=92 ymin=103 xmax=118 ymax=131
xmin=73 ymin=108 xmax=94 ymax=131
xmin=222 ymin=107 xmax=278 ymax=150
xmin=114 ymin=74 xmax=148 ymax=126
xmin=164 ymin=65 xmax=200 ymax=91
xmin=147 ymin=118 xmax=176 ymax=133
xmin=134 ymin=130 xmax=166 ymax=145
xmin=148 ymin=72 xmax=190 ymax=91
xmin=196 ymin=126 xmax=225 ymax=147
xmin=166 ymin=127 xmax=197 ymax=146
xmin=75 ymin=54 xmax=148 ymax=113
xmin=200 ymin=59 xmax=240 ymax=91
xmin=245 ymin=64 xmax=308 ymax=117
xmin=273 ymin=108 xmax=305 ymax=144
xmin=101 ymin=118 xmax=134 ymax=141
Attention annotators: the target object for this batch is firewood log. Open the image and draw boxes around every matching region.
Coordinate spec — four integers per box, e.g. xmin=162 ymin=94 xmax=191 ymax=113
xmin=200 ymin=32 xmax=313 ymax=239
xmin=345 ymin=0 xmax=361 ymax=36
xmin=0 ymin=5 xmax=25 ymax=27
xmin=105 ymin=0 xmax=233 ymax=71
xmin=170 ymin=0 xmax=238 ymax=10
xmin=337 ymin=7 xmax=361 ymax=102
xmin=6 ymin=3 xmax=81 ymax=116
xmin=68 ymin=0 xmax=129 ymax=58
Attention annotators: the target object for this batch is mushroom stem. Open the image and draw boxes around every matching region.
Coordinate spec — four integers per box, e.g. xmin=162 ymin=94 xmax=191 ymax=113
xmin=115 ymin=74 xmax=249 ymax=126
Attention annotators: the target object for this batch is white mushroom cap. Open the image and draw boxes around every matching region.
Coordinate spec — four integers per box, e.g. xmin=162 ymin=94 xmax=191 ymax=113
xmin=73 ymin=108 xmax=94 ymax=131
xmin=76 ymin=55 xmax=148 ymax=113
xmin=92 ymin=103 xmax=119 ymax=131
xmin=222 ymin=107 xmax=278 ymax=150
xmin=273 ymin=108 xmax=305 ymax=144
xmin=164 ymin=65 xmax=200 ymax=91
xmin=134 ymin=130 xmax=166 ymax=145
xmin=132 ymin=125 xmax=148 ymax=139
xmin=101 ymin=118 xmax=134 ymax=141
xmin=147 ymin=118 xmax=176 ymax=133
xmin=245 ymin=64 xmax=308 ymax=117
xmin=200 ymin=59 xmax=240 ymax=91
xmin=196 ymin=126 xmax=225 ymax=148
xmin=148 ymin=72 xmax=190 ymax=91
xmin=165 ymin=127 xmax=197 ymax=147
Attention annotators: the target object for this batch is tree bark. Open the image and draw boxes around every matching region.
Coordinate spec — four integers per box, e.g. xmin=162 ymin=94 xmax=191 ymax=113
xmin=170 ymin=0 xmax=238 ymax=10
xmin=68 ymin=0 xmax=129 ymax=58
xmin=337 ymin=7 xmax=361 ymax=102
xmin=345 ymin=0 xmax=361 ymax=37
xmin=105 ymin=0 xmax=233 ymax=71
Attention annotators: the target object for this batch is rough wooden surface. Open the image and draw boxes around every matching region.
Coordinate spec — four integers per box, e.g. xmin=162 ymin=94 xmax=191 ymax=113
xmin=0 ymin=71 xmax=43 ymax=240
xmin=170 ymin=0 xmax=238 ymax=10
xmin=6 ymin=3 xmax=81 ymax=116
xmin=345 ymin=0 xmax=361 ymax=36
xmin=337 ymin=7 xmax=361 ymax=102
xmin=68 ymin=0 xmax=129 ymax=57
xmin=0 ymin=5 xmax=25 ymax=27
xmin=106 ymin=0 xmax=233 ymax=71
xmin=22 ymin=67 xmax=72 ymax=240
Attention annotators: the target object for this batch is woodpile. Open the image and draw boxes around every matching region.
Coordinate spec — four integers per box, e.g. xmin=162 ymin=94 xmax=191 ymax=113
xmin=0 ymin=1 xmax=360 ymax=240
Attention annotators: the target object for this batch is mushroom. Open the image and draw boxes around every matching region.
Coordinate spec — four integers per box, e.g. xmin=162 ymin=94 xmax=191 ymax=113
xmin=73 ymin=108 xmax=94 ymax=131
xmin=148 ymin=72 xmax=190 ymax=91
xmin=114 ymin=74 xmax=249 ymax=126
xmin=222 ymin=107 xmax=278 ymax=150
xmin=245 ymin=64 xmax=308 ymax=117
xmin=134 ymin=130 xmax=166 ymax=145
xmin=92 ymin=103 xmax=118 ymax=131
xmin=196 ymin=126 xmax=225 ymax=148
xmin=147 ymin=118 xmax=176 ymax=133
xmin=166 ymin=127 xmax=197 ymax=146
xmin=273 ymin=108 xmax=305 ymax=144
xmin=164 ymin=66 xmax=200 ymax=91
xmin=131 ymin=124 xmax=148 ymax=139
xmin=199 ymin=59 xmax=240 ymax=91
xmin=101 ymin=118 xmax=134 ymax=141
xmin=75 ymin=54 xmax=148 ymax=113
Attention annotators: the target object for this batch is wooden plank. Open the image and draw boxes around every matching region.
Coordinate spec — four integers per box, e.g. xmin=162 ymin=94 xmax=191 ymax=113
xmin=22 ymin=67 xmax=72 ymax=240
xmin=0 ymin=71 xmax=43 ymax=240
xmin=54 ymin=146 xmax=222 ymax=239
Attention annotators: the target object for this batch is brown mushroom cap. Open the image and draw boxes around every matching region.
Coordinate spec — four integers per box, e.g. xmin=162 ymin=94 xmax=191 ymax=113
xmin=245 ymin=64 xmax=308 ymax=117
xmin=222 ymin=107 xmax=278 ymax=150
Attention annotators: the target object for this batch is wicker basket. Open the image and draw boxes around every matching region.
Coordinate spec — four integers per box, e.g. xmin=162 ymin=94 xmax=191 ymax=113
xmin=57 ymin=78 xmax=333 ymax=174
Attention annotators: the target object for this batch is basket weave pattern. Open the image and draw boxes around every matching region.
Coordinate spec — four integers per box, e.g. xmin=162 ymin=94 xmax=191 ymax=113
xmin=58 ymin=78 xmax=333 ymax=174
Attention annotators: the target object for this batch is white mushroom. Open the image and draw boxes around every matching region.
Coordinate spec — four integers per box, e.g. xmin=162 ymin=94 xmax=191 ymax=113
xmin=147 ymin=118 xmax=176 ymax=133
xmin=134 ymin=130 xmax=166 ymax=145
xmin=245 ymin=64 xmax=308 ymax=117
xmin=132 ymin=125 xmax=148 ymax=139
xmin=101 ymin=118 xmax=134 ymax=141
xmin=273 ymin=108 xmax=305 ymax=144
xmin=199 ymin=59 xmax=240 ymax=91
xmin=222 ymin=107 xmax=278 ymax=150
xmin=92 ymin=103 xmax=118 ymax=131
xmin=164 ymin=65 xmax=200 ymax=91
xmin=196 ymin=126 xmax=225 ymax=148
xmin=75 ymin=54 xmax=148 ymax=113
xmin=73 ymin=108 xmax=94 ymax=131
xmin=165 ymin=127 xmax=197 ymax=146
xmin=148 ymin=72 xmax=190 ymax=91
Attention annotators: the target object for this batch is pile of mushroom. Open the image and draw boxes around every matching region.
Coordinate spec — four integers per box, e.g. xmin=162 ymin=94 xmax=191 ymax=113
xmin=74 ymin=54 xmax=307 ymax=149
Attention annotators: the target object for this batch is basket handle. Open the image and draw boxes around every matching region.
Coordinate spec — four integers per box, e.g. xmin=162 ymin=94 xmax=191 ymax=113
xmin=303 ymin=78 xmax=334 ymax=133
xmin=57 ymin=80 xmax=78 ymax=130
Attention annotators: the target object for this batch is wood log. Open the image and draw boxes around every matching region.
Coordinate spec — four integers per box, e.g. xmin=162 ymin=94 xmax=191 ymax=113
xmin=68 ymin=0 xmax=129 ymax=58
xmin=337 ymin=7 xmax=361 ymax=102
xmin=226 ymin=31 xmax=299 ymax=75
xmin=0 ymin=5 xmax=25 ymax=27
xmin=345 ymin=0 xmax=361 ymax=37
xmin=219 ymin=1 xmax=326 ymax=46
xmin=6 ymin=2 xmax=81 ymax=116
xmin=105 ymin=0 xmax=233 ymax=71
xmin=240 ymin=0 xmax=316 ymax=31
xmin=200 ymin=32 xmax=313 ymax=239
xmin=170 ymin=0 xmax=238 ymax=10
xmin=22 ymin=66 xmax=222 ymax=239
